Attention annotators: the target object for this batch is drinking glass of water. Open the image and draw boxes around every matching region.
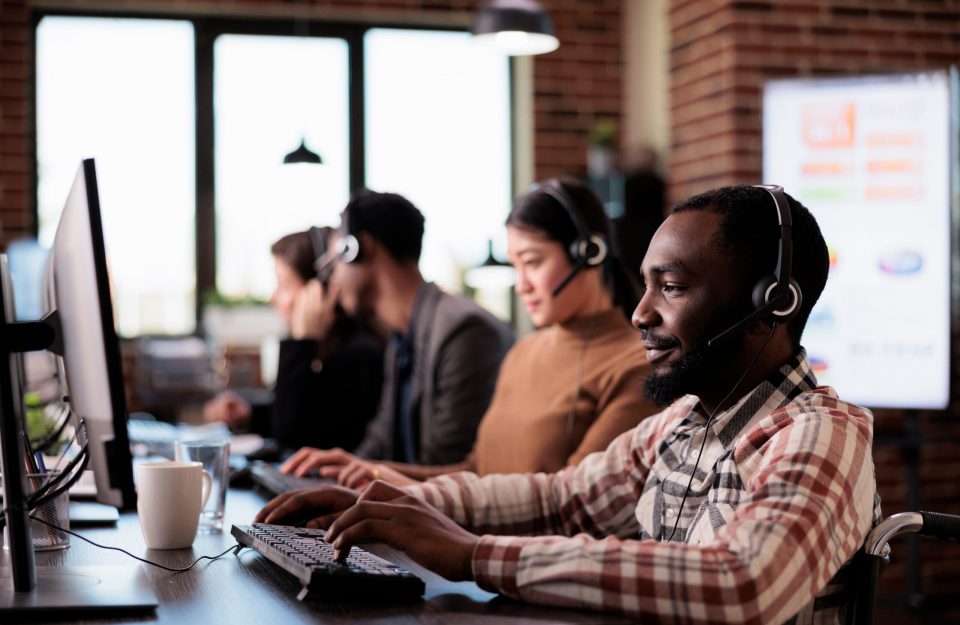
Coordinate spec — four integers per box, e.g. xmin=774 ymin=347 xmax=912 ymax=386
xmin=175 ymin=440 xmax=230 ymax=532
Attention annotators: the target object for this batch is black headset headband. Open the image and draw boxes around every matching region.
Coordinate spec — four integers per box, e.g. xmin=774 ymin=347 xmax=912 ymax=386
xmin=756 ymin=184 xmax=794 ymax=305
xmin=539 ymin=180 xmax=595 ymax=249
xmin=307 ymin=226 xmax=335 ymax=283
xmin=540 ymin=181 xmax=607 ymax=265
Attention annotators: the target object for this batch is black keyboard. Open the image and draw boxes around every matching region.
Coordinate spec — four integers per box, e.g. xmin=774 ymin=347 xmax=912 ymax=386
xmin=231 ymin=524 xmax=425 ymax=601
xmin=248 ymin=461 xmax=335 ymax=497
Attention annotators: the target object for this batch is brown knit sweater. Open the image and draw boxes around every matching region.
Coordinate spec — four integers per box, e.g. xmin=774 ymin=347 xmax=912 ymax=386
xmin=471 ymin=309 xmax=656 ymax=475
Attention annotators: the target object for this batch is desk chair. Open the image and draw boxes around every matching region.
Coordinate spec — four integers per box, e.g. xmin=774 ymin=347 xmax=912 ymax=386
xmin=850 ymin=511 xmax=960 ymax=625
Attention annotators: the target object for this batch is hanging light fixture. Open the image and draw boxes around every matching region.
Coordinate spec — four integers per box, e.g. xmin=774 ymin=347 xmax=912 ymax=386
xmin=471 ymin=0 xmax=560 ymax=56
xmin=283 ymin=139 xmax=323 ymax=164
xmin=464 ymin=239 xmax=516 ymax=290
xmin=283 ymin=4 xmax=324 ymax=166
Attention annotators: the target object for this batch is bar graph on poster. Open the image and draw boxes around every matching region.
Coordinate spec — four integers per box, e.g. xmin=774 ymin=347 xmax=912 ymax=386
xmin=763 ymin=71 xmax=954 ymax=409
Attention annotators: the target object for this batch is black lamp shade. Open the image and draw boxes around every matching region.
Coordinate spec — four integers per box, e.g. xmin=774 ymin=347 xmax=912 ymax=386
xmin=465 ymin=239 xmax=515 ymax=289
xmin=472 ymin=0 xmax=559 ymax=56
xmin=283 ymin=139 xmax=323 ymax=165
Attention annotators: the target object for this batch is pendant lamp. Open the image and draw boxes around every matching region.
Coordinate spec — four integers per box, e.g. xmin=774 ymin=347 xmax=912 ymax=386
xmin=283 ymin=139 xmax=323 ymax=165
xmin=472 ymin=0 xmax=560 ymax=56
xmin=464 ymin=240 xmax=516 ymax=290
xmin=283 ymin=8 xmax=324 ymax=165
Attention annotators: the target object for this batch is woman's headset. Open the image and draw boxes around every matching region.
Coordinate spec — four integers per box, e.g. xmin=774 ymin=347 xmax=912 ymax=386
xmin=307 ymin=226 xmax=335 ymax=285
xmin=536 ymin=179 xmax=610 ymax=297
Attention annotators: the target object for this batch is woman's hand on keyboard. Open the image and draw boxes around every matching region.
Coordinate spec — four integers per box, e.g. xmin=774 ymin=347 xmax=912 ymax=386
xmin=203 ymin=391 xmax=252 ymax=429
xmin=280 ymin=447 xmax=356 ymax=478
xmin=254 ymin=485 xmax=359 ymax=528
xmin=325 ymin=481 xmax=479 ymax=582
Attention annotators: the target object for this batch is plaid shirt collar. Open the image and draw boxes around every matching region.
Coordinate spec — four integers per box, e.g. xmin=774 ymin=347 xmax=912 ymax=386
xmin=673 ymin=348 xmax=818 ymax=446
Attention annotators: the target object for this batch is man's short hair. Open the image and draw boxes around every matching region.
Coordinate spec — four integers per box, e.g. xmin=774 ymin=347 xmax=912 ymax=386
xmin=341 ymin=189 xmax=425 ymax=263
xmin=671 ymin=185 xmax=829 ymax=348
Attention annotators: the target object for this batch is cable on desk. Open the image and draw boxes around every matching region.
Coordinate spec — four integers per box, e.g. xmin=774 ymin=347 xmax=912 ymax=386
xmin=0 ymin=443 xmax=89 ymax=534
xmin=28 ymin=441 xmax=89 ymax=510
xmin=27 ymin=514 xmax=246 ymax=573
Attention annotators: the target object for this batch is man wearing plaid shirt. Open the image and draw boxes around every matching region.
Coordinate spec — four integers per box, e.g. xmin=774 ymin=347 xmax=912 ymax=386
xmin=258 ymin=186 xmax=879 ymax=624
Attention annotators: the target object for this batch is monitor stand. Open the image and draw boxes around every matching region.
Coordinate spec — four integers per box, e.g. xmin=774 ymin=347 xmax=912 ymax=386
xmin=0 ymin=565 xmax=157 ymax=614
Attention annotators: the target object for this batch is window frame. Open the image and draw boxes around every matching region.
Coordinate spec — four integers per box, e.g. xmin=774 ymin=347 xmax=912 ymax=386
xmin=30 ymin=9 xmax=515 ymax=332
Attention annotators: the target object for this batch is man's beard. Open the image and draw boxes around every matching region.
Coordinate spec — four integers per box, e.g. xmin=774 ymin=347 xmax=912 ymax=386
xmin=644 ymin=342 xmax=714 ymax=406
xmin=642 ymin=310 xmax=746 ymax=406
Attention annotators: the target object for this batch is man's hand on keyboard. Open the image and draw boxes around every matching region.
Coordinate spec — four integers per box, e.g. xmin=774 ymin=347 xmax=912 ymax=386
xmin=280 ymin=447 xmax=356 ymax=478
xmin=325 ymin=481 xmax=478 ymax=582
xmin=338 ymin=459 xmax=418 ymax=489
xmin=255 ymin=485 xmax=359 ymax=528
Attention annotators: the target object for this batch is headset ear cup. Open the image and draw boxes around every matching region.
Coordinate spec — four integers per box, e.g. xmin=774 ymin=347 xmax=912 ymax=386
xmin=567 ymin=240 xmax=582 ymax=265
xmin=338 ymin=234 xmax=362 ymax=264
xmin=585 ymin=235 xmax=608 ymax=266
xmin=752 ymin=276 xmax=777 ymax=312
xmin=570 ymin=235 xmax=609 ymax=267
xmin=776 ymin=279 xmax=802 ymax=320
xmin=753 ymin=277 xmax=802 ymax=321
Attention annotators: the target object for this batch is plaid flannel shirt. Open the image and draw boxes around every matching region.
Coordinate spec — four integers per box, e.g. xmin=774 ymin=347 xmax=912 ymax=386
xmin=408 ymin=350 xmax=880 ymax=624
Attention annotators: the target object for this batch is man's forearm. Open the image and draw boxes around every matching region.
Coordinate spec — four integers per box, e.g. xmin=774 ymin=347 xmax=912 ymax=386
xmin=382 ymin=459 xmax=475 ymax=482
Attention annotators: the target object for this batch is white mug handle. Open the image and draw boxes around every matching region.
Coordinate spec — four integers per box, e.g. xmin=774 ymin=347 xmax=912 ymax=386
xmin=199 ymin=470 xmax=212 ymax=509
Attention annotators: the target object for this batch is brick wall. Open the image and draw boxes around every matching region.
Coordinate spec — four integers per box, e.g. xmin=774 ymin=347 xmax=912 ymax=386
xmin=0 ymin=0 xmax=621 ymax=244
xmin=533 ymin=0 xmax=622 ymax=177
xmin=669 ymin=0 xmax=960 ymax=202
xmin=668 ymin=0 xmax=960 ymax=603
xmin=0 ymin=0 xmax=32 ymax=242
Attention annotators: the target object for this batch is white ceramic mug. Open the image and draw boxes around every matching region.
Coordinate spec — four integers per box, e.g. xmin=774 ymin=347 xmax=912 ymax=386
xmin=136 ymin=461 xmax=212 ymax=550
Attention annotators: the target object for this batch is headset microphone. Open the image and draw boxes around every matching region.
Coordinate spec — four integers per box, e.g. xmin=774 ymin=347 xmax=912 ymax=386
xmin=706 ymin=184 xmax=802 ymax=349
xmin=537 ymin=180 xmax=609 ymax=298
xmin=550 ymin=258 xmax=588 ymax=297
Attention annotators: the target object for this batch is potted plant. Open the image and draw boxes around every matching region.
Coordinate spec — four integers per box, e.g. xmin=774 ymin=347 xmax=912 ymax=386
xmin=587 ymin=119 xmax=618 ymax=178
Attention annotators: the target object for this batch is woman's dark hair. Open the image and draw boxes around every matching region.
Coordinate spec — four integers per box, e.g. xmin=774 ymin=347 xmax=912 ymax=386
xmin=506 ymin=177 xmax=639 ymax=320
xmin=270 ymin=230 xmax=322 ymax=283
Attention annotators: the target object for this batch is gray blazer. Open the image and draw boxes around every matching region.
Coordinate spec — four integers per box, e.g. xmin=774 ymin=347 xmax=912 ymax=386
xmin=354 ymin=283 xmax=514 ymax=465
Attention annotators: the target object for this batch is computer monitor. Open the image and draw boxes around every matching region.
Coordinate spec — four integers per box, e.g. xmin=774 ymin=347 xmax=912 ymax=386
xmin=0 ymin=159 xmax=155 ymax=612
xmin=43 ymin=158 xmax=136 ymax=510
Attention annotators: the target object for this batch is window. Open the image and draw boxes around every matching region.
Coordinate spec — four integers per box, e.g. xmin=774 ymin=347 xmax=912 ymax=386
xmin=35 ymin=17 xmax=513 ymax=335
xmin=365 ymin=29 xmax=512 ymax=289
xmin=36 ymin=16 xmax=196 ymax=336
xmin=214 ymin=34 xmax=350 ymax=300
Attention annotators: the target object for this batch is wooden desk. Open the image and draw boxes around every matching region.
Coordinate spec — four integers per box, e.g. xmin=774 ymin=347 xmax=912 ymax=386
xmin=10 ymin=489 xmax=631 ymax=624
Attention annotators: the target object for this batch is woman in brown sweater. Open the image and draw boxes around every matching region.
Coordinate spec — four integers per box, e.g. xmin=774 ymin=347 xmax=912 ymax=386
xmin=283 ymin=178 xmax=657 ymax=486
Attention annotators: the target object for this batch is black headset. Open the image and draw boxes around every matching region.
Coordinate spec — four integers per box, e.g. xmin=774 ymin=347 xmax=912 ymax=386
xmin=307 ymin=226 xmax=336 ymax=285
xmin=335 ymin=206 xmax=363 ymax=265
xmin=707 ymin=184 xmax=803 ymax=348
xmin=536 ymin=179 xmax=609 ymax=297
